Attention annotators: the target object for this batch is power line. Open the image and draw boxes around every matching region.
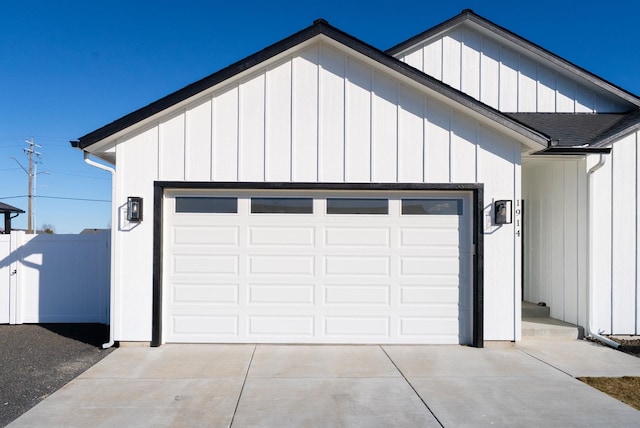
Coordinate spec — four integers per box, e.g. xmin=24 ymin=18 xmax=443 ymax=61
xmin=0 ymin=195 xmax=110 ymax=203
xmin=37 ymin=195 xmax=111 ymax=203
xmin=44 ymin=170 xmax=110 ymax=180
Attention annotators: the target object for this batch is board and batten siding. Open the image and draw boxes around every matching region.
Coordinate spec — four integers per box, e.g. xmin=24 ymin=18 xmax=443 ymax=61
xmin=111 ymin=42 xmax=523 ymax=342
xmin=522 ymin=158 xmax=588 ymax=328
xmin=524 ymin=131 xmax=640 ymax=335
xmin=397 ymin=26 xmax=629 ymax=113
xmin=591 ymin=131 xmax=640 ymax=334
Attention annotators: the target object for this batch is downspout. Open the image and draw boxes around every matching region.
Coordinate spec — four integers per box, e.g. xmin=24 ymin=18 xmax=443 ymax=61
xmin=586 ymin=153 xmax=620 ymax=349
xmin=83 ymin=151 xmax=117 ymax=349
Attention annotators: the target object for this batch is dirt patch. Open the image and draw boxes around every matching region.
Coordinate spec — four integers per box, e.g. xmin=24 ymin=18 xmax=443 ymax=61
xmin=578 ymin=377 xmax=640 ymax=411
xmin=610 ymin=337 xmax=640 ymax=358
xmin=578 ymin=336 xmax=640 ymax=411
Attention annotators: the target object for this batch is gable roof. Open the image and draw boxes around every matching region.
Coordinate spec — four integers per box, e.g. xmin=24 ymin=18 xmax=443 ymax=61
xmin=71 ymin=18 xmax=549 ymax=151
xmin=386 ymin=9 xmax=640 ymax=110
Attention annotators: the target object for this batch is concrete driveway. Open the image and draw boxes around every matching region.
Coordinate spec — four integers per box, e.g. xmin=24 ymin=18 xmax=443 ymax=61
xmin=9 ymin=340 xmax=640 ymax=427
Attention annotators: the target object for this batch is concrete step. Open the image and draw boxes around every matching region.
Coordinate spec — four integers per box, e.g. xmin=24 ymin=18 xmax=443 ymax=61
xmin=522 ymin=301 xmax=550 ymax=318
xmin=522 ymin=317 xmax=584 ymax=340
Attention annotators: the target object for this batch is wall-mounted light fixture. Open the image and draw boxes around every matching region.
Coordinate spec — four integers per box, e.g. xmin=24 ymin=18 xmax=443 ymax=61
xmin=494 ymin=200 xmax=512 ymax=225
xmin=127 ymin=197 xmax=143 ymax=222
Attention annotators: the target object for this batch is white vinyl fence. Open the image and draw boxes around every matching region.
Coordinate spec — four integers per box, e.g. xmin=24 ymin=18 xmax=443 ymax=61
xmin=0 ymin=231 xmax=110 ymax=324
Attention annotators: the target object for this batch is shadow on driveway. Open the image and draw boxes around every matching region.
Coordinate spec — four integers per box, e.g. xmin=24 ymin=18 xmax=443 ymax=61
xmin=0 ymin=324 xmax=114 ymax=427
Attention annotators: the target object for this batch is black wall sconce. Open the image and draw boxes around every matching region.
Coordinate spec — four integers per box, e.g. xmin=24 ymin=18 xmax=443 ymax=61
xmin=127 ymin=197 xmax=143 ymax=222
xmin=494 ymin=200 xmax=512 ymax=224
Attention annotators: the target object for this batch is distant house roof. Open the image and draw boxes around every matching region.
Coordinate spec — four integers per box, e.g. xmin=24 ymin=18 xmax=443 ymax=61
xmin=0 ymin=202 xmax=25 ymax=214
xmin=80 ymin=228 xmax=109 ymax=234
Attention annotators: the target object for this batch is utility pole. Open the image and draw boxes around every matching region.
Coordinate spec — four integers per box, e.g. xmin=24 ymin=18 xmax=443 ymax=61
xmin=24 ymin=138 xmax=42 ymax=234
xmin=11 ymin=138 xmax=41 ymax=234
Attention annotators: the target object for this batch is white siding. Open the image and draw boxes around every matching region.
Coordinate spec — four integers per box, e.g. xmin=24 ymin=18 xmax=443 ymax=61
xmin=111 ymin=40 xmax=526 ymax=342
xmin=239 ymin=73 xmax=265 ymax=181
xmin=396 ymin=26 xmax=631 ymax=113
xmin=318 ymin=45 xmax=345 ymax=182
xmin=159 ymin=112 xmax=185 ymax=180
xmin=185 ymin=100 xmax=212 ymax=181
xmin=611 ymin=135 xmax=638 ymax=333
xmin=115 ymin=126 xmax=159 ymax=341
xmin=371 ymin=72 xmax=398 ymax=182
xmin=265 ymin=60 xmax=292 ymax=181
xmin=292 ymin=48 xmax=319 ymax=181
xmin=590 ymin=155 xmax=613 ymax=332
xmin=477 ymin=127 xmax=521 ymax=340
xmin=524 ymin=132 xmax=640 ymax=335
xmin=522 ymin=159 xmax=587 ymax=327
xmin=212 ymin=87 xmax=239 ymax=181
xmin=345 ymin=58 xmax=372 ymax=182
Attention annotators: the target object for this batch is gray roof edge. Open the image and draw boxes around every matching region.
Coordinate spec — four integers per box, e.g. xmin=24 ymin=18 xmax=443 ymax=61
xmin=388 ymin=10 xmax=640 ymax=108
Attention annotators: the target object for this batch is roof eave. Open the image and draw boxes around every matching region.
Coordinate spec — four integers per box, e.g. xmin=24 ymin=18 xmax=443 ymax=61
xmin=532 ymin=147 xmax=612 ymax=156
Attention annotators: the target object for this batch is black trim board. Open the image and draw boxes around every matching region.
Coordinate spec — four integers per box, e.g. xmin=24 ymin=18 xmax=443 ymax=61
xmin=152 ymin=181 xmax=484 ymax=348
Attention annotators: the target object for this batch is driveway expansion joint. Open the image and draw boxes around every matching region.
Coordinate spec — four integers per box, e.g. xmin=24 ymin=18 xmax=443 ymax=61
xmin=229 ymin=344 xmax=256 ymax=427
xmin=379 ymin=345 xmax=445 ymax=428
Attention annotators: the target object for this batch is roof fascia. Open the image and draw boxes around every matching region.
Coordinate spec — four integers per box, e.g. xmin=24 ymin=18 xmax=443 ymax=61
xmin=75 ymin=18 xmax=549 ymax=151
xmin=387 ymin=10 xmax=640 ymax=108
xmin=531 ymin=147 xmax=612 ymax=156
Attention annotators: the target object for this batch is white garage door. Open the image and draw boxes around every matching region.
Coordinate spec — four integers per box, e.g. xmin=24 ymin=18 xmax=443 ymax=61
xmin=163 ymin=190 xmax=472 ymax=344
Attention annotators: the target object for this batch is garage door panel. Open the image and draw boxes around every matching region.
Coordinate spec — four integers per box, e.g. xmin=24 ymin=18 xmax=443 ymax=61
xmin=324 ymin=256 xmax=390 ymax=276
xmin=173 ymin=283 xmax=239 ymax=304
xmin=400 ymin=286 xmax=459 ymax=304
xmin=399 ymin=227 xmax=460 ymax=247
xmin=173 ymin=255 xmax=239 ymax=274
xmin=249 ymin=227 xmax=315 ymax=246
xmin=173 ymin=315 xmax=239 ymax=336
xmin=164 ymin=191 xmax=472 ymax=344
xmin=324 ymin=228 xmax=390 ymax=247
xmin=249 ymin=256 xmax=315 ymax=275
xmin=324 ymin=285 xmax=390 ymax=305
xmin=248 ymin=284 xmax=315 ymax=304
xmin=249 ymin=316 xmax=314 ymax=336
xmin=174 ymin=226 xmax=239 ymax=246
xmin=399 ymin=318 xmax=458 ymax=344
xmin=400 ymin=257 xmax=459 ymax=275
xmin=324 ymin=317 xmax=389 ymax=336
xmin=398 ymin=275 xmax=460 ymax=286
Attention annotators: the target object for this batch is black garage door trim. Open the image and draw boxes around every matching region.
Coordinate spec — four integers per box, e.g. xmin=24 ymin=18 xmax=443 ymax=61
xmin=152 ymin=182 xmax=484 ymax=348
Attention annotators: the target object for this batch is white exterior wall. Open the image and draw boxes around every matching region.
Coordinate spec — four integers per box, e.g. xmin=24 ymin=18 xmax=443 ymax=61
xmin=398 ymin=26 xmax=629 ymax=113
xmin=522 ymin=158 xmax=588 ymax=328
xmin=590 ymin=131 xmax=640 ymax=334
xmin=111 ymin=42 xmax=523 ymax=342
xmin=524 ymin=131 xmax=640 ymax=335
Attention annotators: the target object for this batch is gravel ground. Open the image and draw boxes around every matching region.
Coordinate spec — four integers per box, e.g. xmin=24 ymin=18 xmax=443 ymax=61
xmin=0 ymin=324 xmax=114 ymax=427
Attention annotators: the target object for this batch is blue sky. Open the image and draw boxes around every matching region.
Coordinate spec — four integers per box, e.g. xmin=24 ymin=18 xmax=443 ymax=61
xmin=1 ymin=0 xmax=639 ymax=233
